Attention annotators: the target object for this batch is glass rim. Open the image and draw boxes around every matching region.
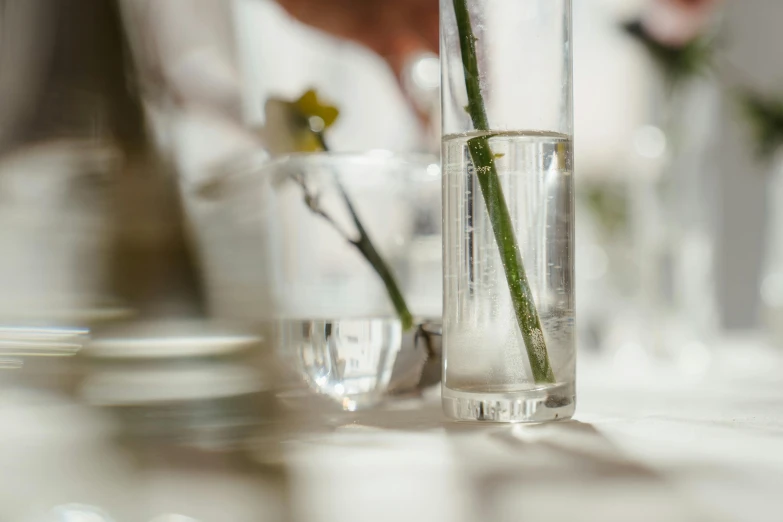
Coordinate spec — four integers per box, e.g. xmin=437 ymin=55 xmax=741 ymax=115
xmin=213 ymin=149 xmax=439 ymax=179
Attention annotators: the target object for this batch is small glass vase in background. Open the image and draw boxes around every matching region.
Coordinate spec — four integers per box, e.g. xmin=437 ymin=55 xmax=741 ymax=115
xmin=183 ymin=152 xmax=441 ymax=410
xmin=760 ymin=152 xmax=783 ymax=347
xmin=625 ymin=75 xmax=720 ymax=371
xmin=441 ymin=0 xmax=575 ymax=422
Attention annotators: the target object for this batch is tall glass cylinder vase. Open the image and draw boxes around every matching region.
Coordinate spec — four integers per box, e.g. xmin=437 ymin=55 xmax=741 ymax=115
xmin=441 ymin=0 xmax=575 ymax=422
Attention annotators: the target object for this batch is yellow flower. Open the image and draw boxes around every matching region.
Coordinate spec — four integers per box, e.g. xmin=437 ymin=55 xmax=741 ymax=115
xmin=258 ymin=89 xmax=340 ymax=155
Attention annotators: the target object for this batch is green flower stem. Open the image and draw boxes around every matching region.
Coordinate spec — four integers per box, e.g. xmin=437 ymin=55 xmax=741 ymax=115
xmin=337 ymin=184 xmax=415 ymax=332
xmin=452 ymin=0 xmax=555 ymax=383
xmin=305 ymin=132 xmax=414 ymax=332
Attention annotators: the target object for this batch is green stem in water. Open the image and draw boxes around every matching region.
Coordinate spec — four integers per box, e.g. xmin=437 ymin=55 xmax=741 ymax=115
xmin=452 ymin=0 xmax=555 ymax=383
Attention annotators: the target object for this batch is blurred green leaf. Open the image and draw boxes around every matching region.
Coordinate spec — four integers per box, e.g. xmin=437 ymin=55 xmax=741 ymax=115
xmin=623 ymin=20 xmax=713 ymax=87
xmin=737 ymin=90 xmax=783 ymax=160
xmin=581 ymin=184 xmax=629 ymax=237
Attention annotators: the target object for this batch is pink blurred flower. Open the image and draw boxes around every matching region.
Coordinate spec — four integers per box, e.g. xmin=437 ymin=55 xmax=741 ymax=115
xmin=642 ymin=0 xmax=721 ymax=47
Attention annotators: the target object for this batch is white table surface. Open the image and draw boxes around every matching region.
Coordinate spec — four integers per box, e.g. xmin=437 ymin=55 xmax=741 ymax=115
xmin=281 ymin=334 xmax=783 ymax=522
xmin=2 ymin=334 xmax=782 ymax=522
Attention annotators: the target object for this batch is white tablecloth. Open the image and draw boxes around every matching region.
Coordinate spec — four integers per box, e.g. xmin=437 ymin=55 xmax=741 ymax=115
xmin=2 ymin=334 xmax=782 ymax=522
xmin=282 ymin=334 xmax=783 ymax=522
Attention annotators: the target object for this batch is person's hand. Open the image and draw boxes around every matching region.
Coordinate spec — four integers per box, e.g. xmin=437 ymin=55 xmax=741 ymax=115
xmin=275 ymin=0 xmax=438 ymax=77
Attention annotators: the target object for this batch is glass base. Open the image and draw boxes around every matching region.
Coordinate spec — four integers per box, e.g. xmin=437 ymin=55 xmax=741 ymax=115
xmin=277 ymin=317 xmax=402 ymax=411
xmin=442 ymin=382 xmax=575 ymax=423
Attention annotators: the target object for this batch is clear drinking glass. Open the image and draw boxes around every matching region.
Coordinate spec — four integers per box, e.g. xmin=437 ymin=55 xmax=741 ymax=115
xmin=190 ymin=152 xmax=442 ymax=409
xmin=441 ymin=0 xmax=575 ymax=421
